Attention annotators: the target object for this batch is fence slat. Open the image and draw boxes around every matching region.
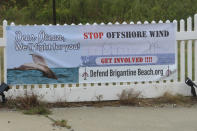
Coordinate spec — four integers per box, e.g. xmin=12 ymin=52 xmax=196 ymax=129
xmin=195 ymin=40 xmax=197 ymax=81
xmin=144 ymin=21 xmax=149 ymax=24
xmin=173 ymin=20 xmax=178 ymax=81
xmin=195 ymin=14 xmax=197 ymax=81
xmin=151 ymin=20 xmax=156 ymax=24
xmin=180 ymin=19 xmax=185 ymax=82
xmin=0 ymin=48 xmax=1 ymax=83
xmin=3 ymin=20 xmax=7 ymax=83
xmin=187 ymin=17 xmax=193 ymax=79
xmin=159 ymin=20 xmax=163 ymax=23
xmin=137 ymin=21 xmax=141 ymax=24
xmin=115 ymin=22 xmax=119 ymax=25
xmin=100 ymin=22 xmax=105 ymax=25
xmin=122 ymin=21 xmax=127 ymax=24
xmin=130 ymin=21 xmax=134 ymax=24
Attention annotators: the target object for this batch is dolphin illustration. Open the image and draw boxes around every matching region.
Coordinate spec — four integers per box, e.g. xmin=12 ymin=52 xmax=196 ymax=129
xmin=14 ymin=54 xmax=58 ymax=79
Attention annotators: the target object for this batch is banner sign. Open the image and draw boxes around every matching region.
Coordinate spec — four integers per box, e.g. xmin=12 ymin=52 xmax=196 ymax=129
xmin=6 ymin=23 xmax=176 ymax=84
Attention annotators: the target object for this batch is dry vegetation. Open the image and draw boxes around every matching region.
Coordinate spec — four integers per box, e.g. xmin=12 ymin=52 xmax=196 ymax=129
xmin=1 ymin=90 xmax=196 ymax=130
xmin=46 ymin=115 xmax=71 ymax=129
xmin=118 ymin=89 xmax=141 ymax=106
xmin=47 ymin=91 xmax=197 ymax=108
xmin=52 ymin=119 xmax=71 ymax=129
xmin=5 ymin=93 xmax=51 ymax=115
xmin=155 ymin=92 xmax=191 ymax=105
xmin=1 ymin=90 xmax=197 ymax=112
xmin=117 ymin=90 xmax=194 ymax=107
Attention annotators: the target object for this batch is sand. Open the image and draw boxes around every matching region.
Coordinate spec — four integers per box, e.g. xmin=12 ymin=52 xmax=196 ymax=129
xmin=1 ymin=106 xmax=197 ymax=131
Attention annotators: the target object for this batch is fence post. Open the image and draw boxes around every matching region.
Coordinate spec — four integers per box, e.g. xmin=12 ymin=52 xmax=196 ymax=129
xmin=3 ymin=20 xmax=7 ymax=83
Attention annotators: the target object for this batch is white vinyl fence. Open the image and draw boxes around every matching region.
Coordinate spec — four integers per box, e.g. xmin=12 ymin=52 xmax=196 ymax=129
xmin=0 ymin=14 xmax=197 ymax=102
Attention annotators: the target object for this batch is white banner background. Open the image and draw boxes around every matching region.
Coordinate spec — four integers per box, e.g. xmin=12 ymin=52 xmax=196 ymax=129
xmin=6 ymin=23 xmax=176 ymax=84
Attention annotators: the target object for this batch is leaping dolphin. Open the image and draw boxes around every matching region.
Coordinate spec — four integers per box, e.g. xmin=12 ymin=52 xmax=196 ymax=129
xmin=14 ymin=54 xmax=58 ymax=80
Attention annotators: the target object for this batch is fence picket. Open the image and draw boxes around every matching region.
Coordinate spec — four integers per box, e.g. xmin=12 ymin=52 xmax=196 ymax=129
xmin=187 ymin=17 xmax=193 ymax=79
xmin=151 ymin=20 xmax=156 ymax=24
xmin=173 ymin=20 xmax=178 ymax=81
xmin=0 ymin=49 xmax=1 ymax=83
xmin=195 ymin=41 xmax=197 ymax=81
xmin=11 ymin=22 xmax=15 ymax=26
xmin=115 ymin=22 xmax=120 ymax=25
xmin=194 ymin=14 xmax=197 ymax=81
xmin=144 ymin=21 xmax=149 ymax=24
xmin=3 ymin=20 xmax=7 ymax=83
xmin=159 ymin=20 xmax=163 ymax=23
xmin=122 ymin=21 xmax=127 ymax=24
xmin=100 ymin=22 xmax=105 ymax=25
xmin=108 ymin=22 xmax=112 ymax=25
xmin=137 ymin=21 xmax=141 ymax=24
xmin=165 ymin=20 xmax=170 ymax=23
xmin=93 ymin=23 xmax=97 ymax=25
xmin=180 ymin=19 xmax=185 ymax=82
xmin=130 ymin=21 xmax=134 ymax=24
xmin=3 ymin=20 xmax=7 ymax=38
